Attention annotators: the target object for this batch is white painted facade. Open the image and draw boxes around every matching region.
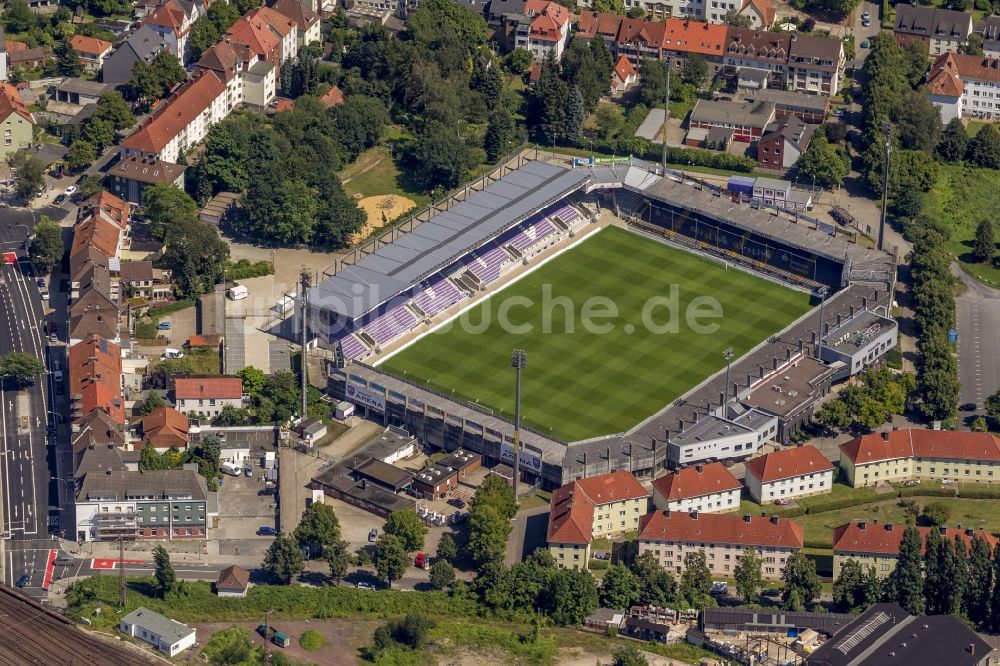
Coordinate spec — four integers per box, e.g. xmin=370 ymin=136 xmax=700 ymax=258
xmin=745 ymin=467 xmax=833 ymax=503
xmin=654 ymin=487 xmax=741 ymax=514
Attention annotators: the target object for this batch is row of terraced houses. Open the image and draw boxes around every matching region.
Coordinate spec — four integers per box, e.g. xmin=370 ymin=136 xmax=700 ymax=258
xmin=546 ymin=429 xmax=1000 ymax=577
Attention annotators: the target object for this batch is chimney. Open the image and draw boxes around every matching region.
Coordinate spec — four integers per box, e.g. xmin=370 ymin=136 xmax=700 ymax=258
xmin=696 ymin=464 xmax=704 ymax=473
xmin=862 ymin=296 xmax=869 ymax=309
xmin=786 ymin=348 xmax=792 ymax=361
xmin=837 ymin=314 xmax=843 ymax=325
xmin=720 ymin=392 xmax=726 ymax=405
xmin=693 ymin=411 xmax=699 ymax=423
xmin=882 ymin=431 xmax=889 ymax=441
xmin=772 ymin=357 xmax=779 ymax=371
xmin=743 ymin=514 xmax=752 ymax=523
xmin=966 ymin=528 xmax=974 ymax=536
xmin=859 ymin=521 xmax=867 ymax=530
xmin=747 ymin=373 xmax=753 ymax=386
xmin=690 ymin=510 xmax=699 ymax=519
xmin=969 ymin=644 xmax=976 ymax=656
xmin=885 ymin=523 xmax=893 ymax=531
xmin=770 ymin=515 xmax=780 ymax=524
xmin=663 ymin=509 xmax=670 ymax=516
xmin=939 ymin=525 xmax=947 ymax=535
xmin=811 ymin=331 xmax=817 ymax=344
xmin=823 ymin=322 xmax=830 ymax=335
xmin=850 ymin=305 xmax=856 ymax=317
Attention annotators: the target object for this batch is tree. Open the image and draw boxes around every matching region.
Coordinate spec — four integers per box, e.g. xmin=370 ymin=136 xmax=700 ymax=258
xmin=135 ymin=391 xmax=166 ymax=416
xmin=403 ymin=121 xmax=477 ymax=193
xmin=79 ymin=174 xmax=104 ymax=199
xmin=990 ymin=542 xmax=1000 ymax=631
xmin=599 ymin=564 xmax=641 ymax=609
xmin=325 ymin=540 xmax=352 ymax=584
xmin=528 ymin=51 xmax=569 ymax=145
xmin=467 ymin=503 xmax=510 ymax=568
xmin=237 ymin=366 xmax=266 ymax=396
xmin=186 ymin=435 xmax=223 ymax=490
xmin=505 ymin=48 xmax=533 ymax=75
xmin=143 ymin=183 xmax=199 ymax=239
xmin=612 ymin=645 xmax=650 ymax=666
xmin=733 ymin=547 xmax=764 ymax=602
xmin=161 ymin=217 xmax=229 ymax=298
xmin=152 ymin=545 xmax=176 ymax=597
xmin=974 ymin=219 xmax=995 ymax=263
xmin=0 ymin=352 xmax=44 ymax=386
xmin=723 ymin=9 xmax=753 ymax=27
xmin=186 ymin=15 xmax=220 ymax=62
xmin=967 ymin=123 xmax=1000 ymax=168
xmin=294 ymin=503 xmax=343 ymax=557
xmin=471 ymin=474 xmax=517 ymax=519
xmin=921 ymin=502 xmax=950 ymax=526
xmin=10 ymin=151 xmax=45 ymax=202
xmin=263 ymin=533 xmax=304 ymax=583
xmin=54 ymin=38 xmax=84 ymax=77
xmin=406 ymin=0 xmax=488 ymax=53
xmin=429 ymin=560 xmax=455 ymax=589
xmin=962 ymin=32 xmax=985 ymax=56
xmin=797 ymin=136 xmax=849 ymax=188
xmin=66 ymin=140 xmax=97 ymax=173
xmin=987 ymin=388 xmax=1000 ymax=424
xmin=81 ymin=117 xmax=116 ymax=152
xmin=373 ymin=534 xmax=408 ymax=588
xmin=564 ymin=86 xmax=584 ymax=146
xmin=936 ymin=117 xmax=969 ymax=162
xmin=782 ymin=552 xmax=821 ymax=610
xmin=894 ymin=89 xmax=942 ymax=153
xmin=630 ymin=551 xmax=676 ymax=607
xmin=833 ymin=558 xmax=867 ymax=613
xmin=91 ymin=92 xmax=135 ymax=131
xmin=542 ymin=568 xmax=598 ymax=625
xmin=3 ymin=0 xmax=33 ymax=32
xmin=814 ymin=399 xmax=852 ymax=429
xmin=27 ymin=217 xmax=63 ymax=274
xmin=680 ymin=551 xmax=712 ymax=606
xmin=886 ymin=526 xmax=924 ymax=614
xmin=681 ymin=53 xmax=708 ymax=88
xmin=213 ymin=404 xmax=252 ymax=426
xmin=484 ymin=107 xmax=516 ymax=162
xmin=966 ymin=535 xmax=993 ymax=627
xmin=436 ymin=532 xmax=458 ymax=563
xmin=383 ymin=509 xmax=427 ymax=552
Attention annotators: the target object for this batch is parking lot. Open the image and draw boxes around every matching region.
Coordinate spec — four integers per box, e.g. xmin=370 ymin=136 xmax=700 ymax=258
xmin=213 ymin=469 xmax=278 ymax=558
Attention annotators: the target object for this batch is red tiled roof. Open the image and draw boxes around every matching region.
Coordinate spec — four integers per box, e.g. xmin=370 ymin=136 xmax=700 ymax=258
xmin=216 ymin=564 xmax=250 ymax=589
xmin=833 ymin=521 xmax=999 ymax=555
xmin=174 ymin=377 xmax=242 ymax=400
xmin=745 ymin=445 xmax=833 ymax=484
xmin=661 ymin=19 xmax=727 ymax=55
xmin=187 ymin=334 xmax=222 ymax=348
xmin=69 ymin=34 xmax=112 ymax=56
xmin=81 ymin=190 xmax=130 ymax=227
xmin=931 ymin=51 xmax=1000 ymax=84
xmin=142 ymin=406 xmax=189 ymax=448
xmin=614 ymin=54 xmax=636 ymax=80
xmin=121 ymin=72 xmax=226 ymax=154
xmin=638 ymin=510 xmax=804 ymax=549
xmin=318 ymin=85 xmax=345 ymax=109
xmin=0 ymin=83 xmax=33 ymax=124
xmin=617 ymin=17 xmax=665 ymax=48
xmin=272 ymin=0 xmax=319 ymax=33
xmin=927 ymin=52 xmax=967 ymax=96
xmin=252 ymin=6 xmax=296 ymax=39
xmin=840 ymin=429 xmax=1000 ymax=465
xmin=226 ymin=15 xmax=281 ymax=64
xmin=77 ymin=383 xmax=125 ymax=425
xmin=145 ymin=0 xmax=187 ymax=33
xmin=547 ymin=471 xmax=650 ymax=545
xmin=575 ymin=11 xmax=623 ymax=41
xmin=651 ymin=462 xmax=741 ymax=502
xmin=70 ymin=215 xmax=121 ymax=262
xmin=741 ymin=0 xmax=776 ymax=27
xmin=524 ymin=0 xmax=569 ymax=42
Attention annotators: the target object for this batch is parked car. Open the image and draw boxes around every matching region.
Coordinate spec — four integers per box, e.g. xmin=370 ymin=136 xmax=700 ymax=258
xmin=64 ymin=185 xmax=77 ymax=196
xmin=245 ymin=466 xmax=253 ymax=477
xmin=447 ymin=498 xmax=466 ymax=509
xmin=357 ymin=582 xmax=376 ymax=590
xmin=53 ymin=194 xmax=65 ymax=204
xmin=156 ymin=321 xmax=171 ymax=330
xmin=40 ymin=290 xmax=49 ymax=300
xmin=414 ymin=553 xmax=426 ymax=569
xmin=15 ymin=574 xmax=29 ymax=588
xmin=368 ymin=528 xmax=378 ymax=542
xmin=54 ymin=557 xmax=74 ymax=566
xmin=36 ymin=278 xmax=45 ymax=287
xmin=257 ymin=526 xmax=277 ymax=536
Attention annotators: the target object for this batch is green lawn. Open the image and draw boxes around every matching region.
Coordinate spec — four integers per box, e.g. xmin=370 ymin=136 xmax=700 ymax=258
xmin=380 ymin=227 xmax=812 ymax=442
xmin=922 ymin=164 xmax=1000 ymax=287
xmin=338 ymin=145 xmax=430 ymax=210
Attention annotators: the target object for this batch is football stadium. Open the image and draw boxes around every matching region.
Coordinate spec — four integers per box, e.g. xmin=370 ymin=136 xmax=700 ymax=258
xmin=312 ymin=154 xmax=897 ymax=487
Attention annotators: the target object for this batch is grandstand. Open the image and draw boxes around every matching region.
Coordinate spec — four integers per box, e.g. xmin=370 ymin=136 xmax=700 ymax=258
xmin=320 ymin=155 xmax=897 ymax=487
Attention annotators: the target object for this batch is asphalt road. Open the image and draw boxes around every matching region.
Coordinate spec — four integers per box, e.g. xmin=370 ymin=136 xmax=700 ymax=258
xmin=954 ymin=265 xmax=1000 ymax=418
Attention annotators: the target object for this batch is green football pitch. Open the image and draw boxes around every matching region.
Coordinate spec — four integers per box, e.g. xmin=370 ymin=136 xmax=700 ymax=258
xmin=380 ymin=227 xmax=813 ymax=442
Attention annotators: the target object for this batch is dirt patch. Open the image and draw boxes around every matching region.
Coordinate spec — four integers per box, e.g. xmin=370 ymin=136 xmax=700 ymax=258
xmin=191 ymin=619 xmax=380 ymax=666
xmin=350 ymin=194 xmax=418 ymax=244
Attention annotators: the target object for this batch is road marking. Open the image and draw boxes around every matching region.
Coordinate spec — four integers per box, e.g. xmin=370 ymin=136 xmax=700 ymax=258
xmin=41 ymin=549 xmax=55 ymax=590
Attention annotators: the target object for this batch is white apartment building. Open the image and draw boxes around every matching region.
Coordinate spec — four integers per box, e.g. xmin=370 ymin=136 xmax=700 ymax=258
xmin=173 ymin=378 xmax=243 ymax=419
xmin=744 ymin=445 xmax=834 ymax=504
xmin=651 ymin=462 xmax=742 ymax=514
xmin=927 ymin=52 xmax=1000 ymax=122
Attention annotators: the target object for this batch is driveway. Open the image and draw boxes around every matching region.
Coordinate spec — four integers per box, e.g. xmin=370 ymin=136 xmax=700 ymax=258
xmin=214 ymin=471 xmax=278 ymax=559
xmin=851 ymin=1 xmax=882 ymax=69
xmin=953 ymin=265 xmax=1000 ymax=418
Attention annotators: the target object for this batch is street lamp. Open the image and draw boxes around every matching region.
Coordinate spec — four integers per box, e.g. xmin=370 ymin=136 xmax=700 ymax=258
xmin=511 ymin=349 xmax=527 ymax=499
xmin=723 ymin=347 xmax=733 ymax=405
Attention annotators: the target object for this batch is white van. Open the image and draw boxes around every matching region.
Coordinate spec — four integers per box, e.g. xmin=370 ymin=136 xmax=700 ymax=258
xmin=221 ymin=462 xmax=242 ymax=476
xmin=227 ymin=285 xmax=249 ymax=300
xmin=162 ymin=348 xmax=184 ymax=359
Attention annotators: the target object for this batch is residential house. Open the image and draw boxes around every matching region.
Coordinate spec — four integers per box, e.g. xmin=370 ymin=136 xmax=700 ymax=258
xmin=109 ymin=155 xmax=187 ymax=204
xmin=69 ymin=35 xmax=113 ymax=71
xmin=68 ymin=278 xmax=120 ymax=344
xmin=272 ymin=0 xmax=321 ymax=47
xmin=637 ymin=510 xmax=804 ymax=578
xmin=318 ymin=85 xmax=345 ymax=108
xmin=839 ymin=429 xmax=1000 ymax=488
xmin=68 ymin=334 xmax=124 ymax=425
xmin=736 ymin=0 xmax=776 ymax=29
xmin=197 ymin=38 xmax=276 ymax=110
xmin=0 ymin=83 xmax=33 ymax=158
xmin=659 ymin=19 xmax=727 ymax=73
xmin=787 ymin=33 xmax=845 ymax=96
xmin=744 ymin=445 xmax=834 ymax=504
xmin=651 ymin=462 xmax=742 ymax=514
xmin=894 ymin=4 xmax=972 ymax=56
xmin=215 ymin=565 xmax=250 ymax=597
xmin=144 ymin=0 xmax=201 ymax=64
xmin=119 ymin=261 xmax=171 ymax=300
xmin=120 ymin=71 xmax=228 ymax=164
xmin=610 ymin=54 xmax=637 ymax=95
xmin=978 ymin=15 xmax=1000 ymax=57
xmin=141 ymin=406 xmax=190 ymax=451
xmin=119 ymin=608 xmax=197 ymax=656
xmin=514 ymin=0 xmax=571 ymax=61
xmin=926 ymin=52 xmax=1000 ymax=122
xmin=226 ymin=12 xmax=283 ymax=68
xmin=832 ymin=520 xmax=998 ymax=578
xmin=71 ymin=409 xmax=127 ymax=473
xmin=804 ymin=603 xmax=990 ymax=666
xmin=724 ymin=28 xmax=790 ymax=91
xmin=615 ymin=17 xmax=666 ymax=68
xmin=250 ymin=7 xmax=299 ymax=63
xmin=75 ymin=468 xmax=210 ymax=541
xmin=689 ymin=99 xmax=776 ymax=141
xmin=8 ymin=45 xmax=50 ymax=72
xmin=101 ymin=25 xmax=174 ymax=86
xmin=173 ymin=377 xmax=243 ymax=418
xmin=757 ymin=116 xmax=815 ymax=170
xmin=547 ymin=471 xmax=650 ymax=570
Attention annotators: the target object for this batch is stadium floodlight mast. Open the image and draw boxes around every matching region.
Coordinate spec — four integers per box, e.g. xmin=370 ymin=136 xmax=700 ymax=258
xmin=877 ymin=122 xmax=892 ymax=252
xmin=723 ymin=347 xmax=733 ymax=404
xmin=511 ymin=349 xmax=527 ymax=499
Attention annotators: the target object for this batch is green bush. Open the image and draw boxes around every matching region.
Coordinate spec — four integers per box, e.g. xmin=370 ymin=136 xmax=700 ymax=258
xmin=588 ymin=559 xmax=609 ymax=570
xmin=957 ymin=486 xmax=1000 ymax=499
xmin=803 ymin=539 xmax=833 ymax=549
xmin=648 ymin=144 xmax=758 ymax=173
xmin=897 ymin=487 xmax=952 ymax=498
xmin=202 ymin=626 xmax=257 ymax=665
xmin=298 ymin=629 xmax=324 ymax=652
xmin=226 ymin=259 xmax=274 ymax=281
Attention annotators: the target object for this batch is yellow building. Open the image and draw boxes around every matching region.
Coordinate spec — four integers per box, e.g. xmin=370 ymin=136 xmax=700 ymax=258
xmin=839 ymin=429 xmax=1000 ymax=488
xmin=832 ymin=520 xmax=998 ymax=578
xmin=0 ymin=83 xmax=34 ymax=159
xmin=547 ymin=471 xmax=650 ymax=570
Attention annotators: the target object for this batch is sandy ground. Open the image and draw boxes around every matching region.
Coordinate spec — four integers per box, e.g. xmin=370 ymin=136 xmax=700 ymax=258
xmin=189 ymin=619 xmax=380 ymax=666
xmin=350 ymin=194 xmax=418 ymax=245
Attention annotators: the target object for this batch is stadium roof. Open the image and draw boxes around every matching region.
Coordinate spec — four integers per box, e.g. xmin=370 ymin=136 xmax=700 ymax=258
xmin=308 ymin=161 xmax=589 ymax=320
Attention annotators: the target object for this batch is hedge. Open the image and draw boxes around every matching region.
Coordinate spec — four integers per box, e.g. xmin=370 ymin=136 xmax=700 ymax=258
xmin=226 ymin=259 xmax=274 ymax=281
xmin=955 ymin=486 xmax=1000 ymax=499
xmin=897 ymin=488 xmax=952 ymax=498
xmin=804 ymin=539 xmax=833 ymax=550
xmin=802 ymin=495 xmax=878 ymax=515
